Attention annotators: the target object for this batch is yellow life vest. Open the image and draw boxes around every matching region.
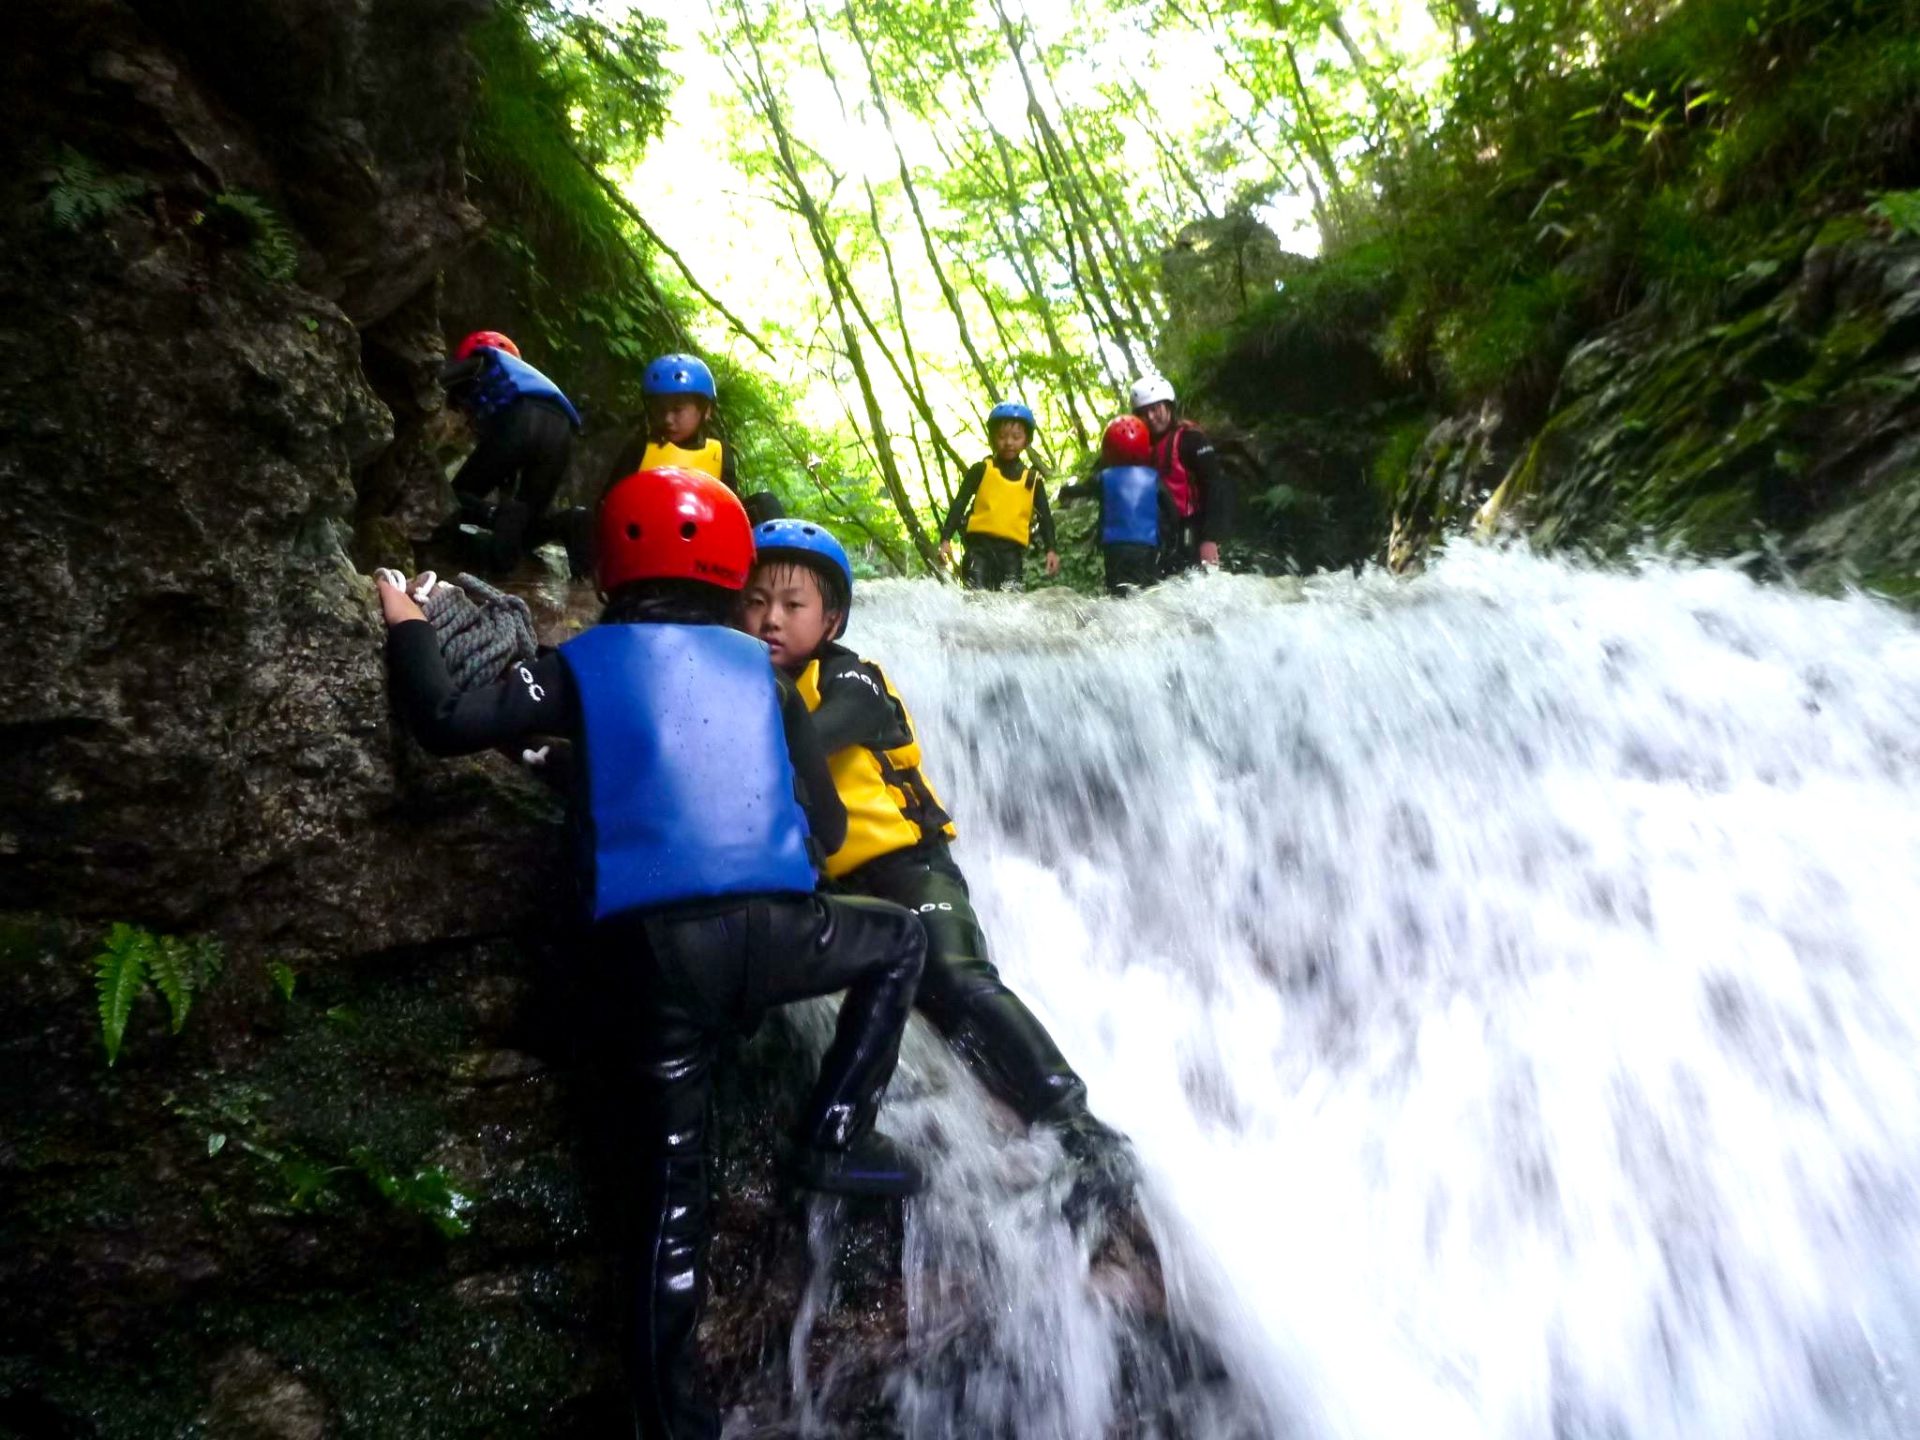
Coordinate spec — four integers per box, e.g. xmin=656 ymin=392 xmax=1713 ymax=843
xmin=640 ymin=436 xmax=725 ymax=481
xmin=965 ymin=457 xmax=1037 ymax=545
xmin=797 ymin=657 xmax=957 ymax=879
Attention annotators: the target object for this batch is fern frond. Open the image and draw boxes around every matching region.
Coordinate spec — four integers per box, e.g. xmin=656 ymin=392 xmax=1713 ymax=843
xmin=148 ymin=936 xmax=193 ymax=1034
xmin=93 ymin=924 xmax=150 ymax=1065
xmin=191 ymin=937 xmax=226 ymax=989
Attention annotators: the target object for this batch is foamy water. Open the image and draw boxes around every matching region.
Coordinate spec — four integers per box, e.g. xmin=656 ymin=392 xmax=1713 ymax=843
xmin=772 ymin=547 xmax=1920 ymax=1439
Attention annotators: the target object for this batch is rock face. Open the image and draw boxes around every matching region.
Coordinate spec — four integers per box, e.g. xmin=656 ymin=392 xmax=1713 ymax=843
xmin=1 ymin=0 xmax=552 ymax=956
xmin=1474 ymin=221 xmax=1920 ymax=595
xmin=0 ymin=2 xmax=624 ymax=1432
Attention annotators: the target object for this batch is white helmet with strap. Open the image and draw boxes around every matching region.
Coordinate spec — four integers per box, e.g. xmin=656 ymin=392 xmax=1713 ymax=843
xmin=1129 ymin=375 xmax=1176 ymax=411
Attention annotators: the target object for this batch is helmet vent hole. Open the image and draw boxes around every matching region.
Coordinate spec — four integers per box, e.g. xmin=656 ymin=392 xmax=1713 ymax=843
xmin=626 ymin=523 xmax=641 ymax=540
xmin=680 ymin=521 xmax=698 ymax=540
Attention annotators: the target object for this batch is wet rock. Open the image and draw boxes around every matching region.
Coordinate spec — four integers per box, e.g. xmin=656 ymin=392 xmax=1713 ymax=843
xmin=206 ymin=1347 xmax=327 ymax=1440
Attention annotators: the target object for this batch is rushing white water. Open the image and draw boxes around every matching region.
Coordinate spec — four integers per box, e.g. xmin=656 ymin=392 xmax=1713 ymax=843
xmin=777 ymin=546 xmax=1920 ymax=1440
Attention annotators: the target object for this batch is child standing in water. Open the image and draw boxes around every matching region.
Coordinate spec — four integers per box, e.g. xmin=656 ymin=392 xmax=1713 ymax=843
xmin=1058 ymin=415 xmax=1165 ymax=596
xmin=938 ymin=401 xmax=1060 ymax=591
xmin=376 ymin=468 xmax=926 ymax=1440
xmin=741 ymin=519 xmax=1134 ymax=1210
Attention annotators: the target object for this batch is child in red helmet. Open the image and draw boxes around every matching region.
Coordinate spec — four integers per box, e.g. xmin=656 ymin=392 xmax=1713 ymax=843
xmin=437 ymin=330 xmax=583 ymax=575
xmin=1058 ymin=415 xmax=1167 ymax=595
xmin=375 ymin=467 xmax=926 ymax=1440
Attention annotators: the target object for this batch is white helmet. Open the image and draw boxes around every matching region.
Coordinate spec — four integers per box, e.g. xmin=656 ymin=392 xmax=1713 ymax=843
xmin=1129 ymin=375 xmax=1176 ymax=411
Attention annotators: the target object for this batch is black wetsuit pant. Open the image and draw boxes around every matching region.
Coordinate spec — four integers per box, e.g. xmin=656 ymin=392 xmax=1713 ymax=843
xmin=1103 ymin=543 xmax=1159 ymax=596
xmin=838 ymin=841 xmax=1087 ymax=1124
xmin=589 ymin=892 xmax=926 ymax=1440
xmin=962 ymin=535 xmax=1028 ymax=593
xmin=449 ymin=399 xmax=575 ymax=572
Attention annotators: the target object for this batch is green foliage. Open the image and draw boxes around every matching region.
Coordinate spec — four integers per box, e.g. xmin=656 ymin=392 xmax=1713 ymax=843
xmin=350 ymin=1146 xmax=473 ymax=1239
xmin=1193 ymin=0 xmax=1920 ymax=428
xmin=1869 ymin=190 xmax=1920 ymax=238
xmin=268 ymin=962 xmax=298 ymax=1001
xmin=170 ymin=1087 xmax=474 ymax=1239
xmin=205 ymin=192 xmax=299 ymax=284
xmin=91 ymin=923 xmax=224 ymax=1065
xmin=41 ymin=146 xmax=143 ymax=230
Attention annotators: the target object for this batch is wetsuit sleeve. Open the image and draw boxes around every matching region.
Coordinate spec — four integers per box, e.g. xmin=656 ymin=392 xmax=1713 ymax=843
xmin=1031 ymin=477 xmax=1056 ymax=551
xmin=939 ymin=461 xmax=987 ymax=543
xmin=1182 ymin=428 xmax=1234 ymax=544
xmin=437 ymin=356 xmax=484 ymax=392
xmin=720 ymin=443 xmax=739 ymax=495
xmin=778 ymin=675 xmax=848 ymax=855
xmin=386 ymin=619 xmax=576 ymax=756
xmin=809 ymin=652 xmax=911 ymax=756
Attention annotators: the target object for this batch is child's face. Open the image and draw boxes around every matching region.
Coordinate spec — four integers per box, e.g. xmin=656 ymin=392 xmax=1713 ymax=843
xmin=740 ymin=562 xmax=839 ymax=674
xmin=653 ymin=396 xmax=708 ymax=446
xmin=990 ymin=421 xmax=1029 ymax=461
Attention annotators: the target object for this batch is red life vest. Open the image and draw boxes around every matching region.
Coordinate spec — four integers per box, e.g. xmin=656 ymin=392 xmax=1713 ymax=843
xmin=1153 ymin=422 xmax=1198 ymax=518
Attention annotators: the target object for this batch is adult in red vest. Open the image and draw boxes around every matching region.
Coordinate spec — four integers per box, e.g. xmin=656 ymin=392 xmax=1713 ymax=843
xmin=1129 ymin=375 xmax=1232 ymax=572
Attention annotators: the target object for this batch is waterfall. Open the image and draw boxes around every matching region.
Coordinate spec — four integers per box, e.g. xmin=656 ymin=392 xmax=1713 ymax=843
xmin=778 ymin=546 xmax=1920 ymax=1439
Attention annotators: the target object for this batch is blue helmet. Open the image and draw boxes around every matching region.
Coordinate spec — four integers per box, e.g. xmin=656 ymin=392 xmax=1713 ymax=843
xmin=643 ymin=353 xmax=717 ymax=400
xmin=752 ymin=518 xmax=854 ymax=637
xmin=987 ymin=400 xmax=1036 ymax=435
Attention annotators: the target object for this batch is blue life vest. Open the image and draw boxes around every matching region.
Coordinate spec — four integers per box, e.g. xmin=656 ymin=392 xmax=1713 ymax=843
xmin=558 ymin=624 xmax=816 ymax=920
xmin=467 ymin=350 xmax=582 ymax=430
xmin=1099 ymin=465 xmax=1161 ymax=546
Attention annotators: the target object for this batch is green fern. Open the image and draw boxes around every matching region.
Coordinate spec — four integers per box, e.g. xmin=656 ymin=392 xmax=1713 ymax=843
xmin=43 ymin=146 xmax=143 ymax=231
xmin=1869 ymin=190 xmax=1920 ymax=238
xmin=208 ymin=192 xmax=299 ymax=284
xmin=147 ymin=935 xmax=193 ymax=1034
xmin=93 ymin=924 xmax=150 ymax=1066
xmin=89 ymin=923 xmax=225 ymax=1064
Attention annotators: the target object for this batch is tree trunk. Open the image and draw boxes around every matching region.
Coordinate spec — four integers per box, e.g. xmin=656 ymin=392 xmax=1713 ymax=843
xmin=721 ymin=2 xmax=942 ymax=569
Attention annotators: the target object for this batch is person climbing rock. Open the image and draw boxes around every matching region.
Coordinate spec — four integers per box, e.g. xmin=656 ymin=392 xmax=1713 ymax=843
xmin=1057 ymin=415 xmax=1167 ymax=596
xmin=937 ymin=401 xmax=1060 ymax=591
xmin=1129 ymin=375 xmax=1234 ymax=575
xmin=437 ymin=330 xmax=583 ymax=577
xmin=741 ymin=518 xmax=1136 ymax=1220
xmin=374 ymin=468 xmax=927 ymax=1440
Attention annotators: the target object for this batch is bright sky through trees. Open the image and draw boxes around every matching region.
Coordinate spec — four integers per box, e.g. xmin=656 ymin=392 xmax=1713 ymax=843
xmin=613 ymin=0 xmax=1446 ymax=513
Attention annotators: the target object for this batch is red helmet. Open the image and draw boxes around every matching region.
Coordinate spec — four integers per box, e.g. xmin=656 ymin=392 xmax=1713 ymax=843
xmin=1101 ymin=415 xmax=1152 ymax=465
xmin=596 ymin=467 xmax=753 ymax=595
xmin=454 ymin=330 xmax=521 ymax=361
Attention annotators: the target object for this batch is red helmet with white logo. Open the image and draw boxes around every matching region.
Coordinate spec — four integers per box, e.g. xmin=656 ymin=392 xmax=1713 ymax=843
xmin=1101 ymin=415 xmax=1153 ymax=465
xmin=596 ymin=467 xmax=753 ymax=595
xmin=454 ymin=330 xmax=521 ymax=361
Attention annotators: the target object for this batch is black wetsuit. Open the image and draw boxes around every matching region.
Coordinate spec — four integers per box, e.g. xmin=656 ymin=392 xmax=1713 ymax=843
xmin=386 ymin=616 xmax=926 ymax=1440
xmin=807 ymin=643 xmax=1090 ymax=1123
xmin=440 ymin=357 xmax=577 ymax=573
xmin=1057 ymin=474 xmax=1166 ymax=596
xmin=939 ymin=458 xmax=1056 ymax=592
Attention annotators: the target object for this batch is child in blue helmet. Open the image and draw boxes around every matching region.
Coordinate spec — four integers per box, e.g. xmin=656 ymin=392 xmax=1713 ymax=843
xmin=609 ymin=352 xmax=739 ymax=495
xmin=937 ymin=401 xmax=1060 ymax=591
xmin=742 ymin=519 xmax=1134 ymax=1212
xmin=438 ymin=330 xmax=583 ymax=576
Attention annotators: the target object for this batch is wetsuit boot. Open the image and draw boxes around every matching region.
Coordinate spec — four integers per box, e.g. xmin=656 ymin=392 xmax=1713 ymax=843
xmin=789 ymin=936 xmax=927 ymax=1199
xmin=486 ymin=498 xmax=530 ymax=576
